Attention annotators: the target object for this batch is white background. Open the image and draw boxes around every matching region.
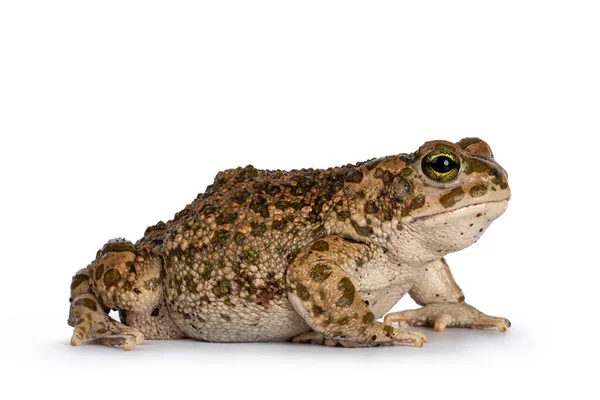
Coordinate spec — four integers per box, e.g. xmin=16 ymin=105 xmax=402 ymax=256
xmin=1 ymin=1 xmax=598 ymax=399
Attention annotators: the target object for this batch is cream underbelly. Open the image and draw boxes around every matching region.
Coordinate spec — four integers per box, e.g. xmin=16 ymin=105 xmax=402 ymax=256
xmin=174 ymin=298 xmax=312 ymax=342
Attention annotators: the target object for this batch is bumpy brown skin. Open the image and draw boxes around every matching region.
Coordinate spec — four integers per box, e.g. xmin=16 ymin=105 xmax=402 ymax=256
xmin=68 ymin=137 xmax=511 ymax=349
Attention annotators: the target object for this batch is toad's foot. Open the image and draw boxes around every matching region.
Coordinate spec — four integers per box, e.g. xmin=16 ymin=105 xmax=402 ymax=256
xmin=383 ymin=303 xmax=511 ymax=333
xmin=70 ymin=295 xmax=144 ymax=351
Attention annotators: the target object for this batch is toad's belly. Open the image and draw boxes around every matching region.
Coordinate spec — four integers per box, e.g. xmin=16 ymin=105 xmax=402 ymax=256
xmin=169 ymin=297 xmax=311 ymax=342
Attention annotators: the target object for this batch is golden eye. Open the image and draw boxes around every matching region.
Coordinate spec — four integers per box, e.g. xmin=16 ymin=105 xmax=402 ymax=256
xmin=422 ymin=149 xmax=461 ymax=182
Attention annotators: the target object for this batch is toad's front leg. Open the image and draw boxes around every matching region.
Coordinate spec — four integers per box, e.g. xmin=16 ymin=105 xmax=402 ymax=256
xmin=287 ymin=236 xmax=426 ymax=347
xmin=384 ymin=259 xmax=510 ymax=332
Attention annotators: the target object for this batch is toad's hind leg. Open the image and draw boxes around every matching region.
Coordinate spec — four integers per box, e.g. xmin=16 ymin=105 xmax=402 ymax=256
xmin=68 ymin=267 xmax=144 ymax=350
xmin=68 ymin=239 xmax=183 ymax=350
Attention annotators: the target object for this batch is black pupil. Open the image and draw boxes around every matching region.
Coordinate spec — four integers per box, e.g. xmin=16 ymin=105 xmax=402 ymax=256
xmin=429 ymin=156 xmax=457 ymax=173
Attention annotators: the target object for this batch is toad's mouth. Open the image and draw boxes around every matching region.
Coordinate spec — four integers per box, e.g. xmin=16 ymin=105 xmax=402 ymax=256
xmin=409 ymin=200 xmax=510 ymax=222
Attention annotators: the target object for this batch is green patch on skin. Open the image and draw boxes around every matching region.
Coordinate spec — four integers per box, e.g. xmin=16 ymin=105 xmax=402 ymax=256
xmin=215 ymin=211 xmax=238 ymax=225
xmin=274 ymin=201 xmax=291 ymax=210
xmin=346 ymin=170 xmax=364 ymax=183
xmin=336 ymin=277 xmax=355 ymax=307
xmin=309 ymin=264 xmax=332 ymax=282
xmin=310 ymin=240 xmax=329 ymax=252
xmin=249 ymin=196 xmax=270 ymax=218
xmin=365 ymin=201 xmax=379 ymax=214
xmin=184 ymin=275 xmax=196 ymax=293
xmin=312 ymin=304 xmax=324 ymax=317
xmin=337 ymin=317 xmax=350 ymax=325
xmin=383 ymin=325 xmax=394 ymax=337
xmin=290 ymin=186 xmax=306 ymax=196
xmin=296 ymin=284 xmax=310 ymax=301
xmin=311 ymin=225 xmax=328 ymax=239
xmin=219 ymin=279 xmax=231 ymax=295
xmin=233 ymin=232 xmax=246 ymax=245
xmin=362 ymin=312 xmax=375 ymax=324
xmin=211 ymin=229 xmax=231 ymax=246
xmin=123 ymin=281 xmax=135 ymax=292
xmin=469 ymin=184 xmax=488 ymax=198
xmin=233 ymin=190 xmax=250 ymax=204
xmin=243 ymin=249 xmax=260 ymax=265
xmin=103 ymin=268 xmax=121 ymax=288
xmin=272 ymin=219 xmax=287 ymax=231
xmin=71 ymin=273 xmax=89 ymax=291
xmin=200 ymin=204 xmax=217 ymax=215
xmin=220 ymin=313 xmax=231 ymax=322
xmin=351 ymin=220 xmax=374 ymax=237
xmin=200 ymin=263 xmax=214 ymax=280
xmin=74 ymin=297 xmax=97 ymax=312
xmin=374 ymin=167 xmax=394 ymax=184
xmin=400 ymin=167 xmax=414 ymax=177
xmin=250 ymin=222 xmax=267 ymax=237
xmin=94 ymin=264 xmax=104 ymax=281
xmin=440 ymin=187 xmax=465 ymax=208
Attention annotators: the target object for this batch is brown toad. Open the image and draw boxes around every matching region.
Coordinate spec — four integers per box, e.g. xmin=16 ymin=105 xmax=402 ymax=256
xmin=68 ymin=137 xmax=511 ymax=349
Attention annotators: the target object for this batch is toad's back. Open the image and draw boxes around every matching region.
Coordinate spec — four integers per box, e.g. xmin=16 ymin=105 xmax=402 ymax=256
xmin=139 ymin=164 xmax=357 ymax=341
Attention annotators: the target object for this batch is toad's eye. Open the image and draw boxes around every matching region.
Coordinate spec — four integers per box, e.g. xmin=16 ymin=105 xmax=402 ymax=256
xmin=422 ymin=149 xmax=461 ymax=182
